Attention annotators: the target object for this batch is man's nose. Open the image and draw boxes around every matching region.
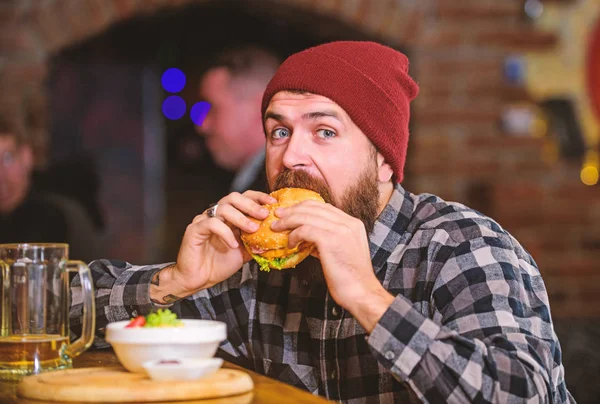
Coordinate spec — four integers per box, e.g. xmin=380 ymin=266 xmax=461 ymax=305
xmin=282 ymin=132 xmax=311 ymax=169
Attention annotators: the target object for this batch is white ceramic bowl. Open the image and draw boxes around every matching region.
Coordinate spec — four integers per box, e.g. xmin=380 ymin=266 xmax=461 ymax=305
xmin=105 ymin=319 xmax=226 ymax=373
xmin=142 ymin=357 xmax=224 ymax=381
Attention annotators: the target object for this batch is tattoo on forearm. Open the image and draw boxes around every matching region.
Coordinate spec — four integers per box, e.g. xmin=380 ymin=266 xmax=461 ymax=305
xmin=150 ymin=266 xmax=180 ymax=305
xmin=151 ymin=271 xmax=160 ymax=286
xmin=150 ymin=294 xmax=181 ymax=305
xmin=162 ymin=294 xmax=181 ymax=303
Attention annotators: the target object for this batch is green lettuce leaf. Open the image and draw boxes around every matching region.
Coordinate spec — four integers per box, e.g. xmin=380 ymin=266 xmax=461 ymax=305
xmin=272 ymin=255 xmax=295 ymax=269
xmin=251 ymin=253 xmax=297 ymax=272
xmin=144 ymin=308 xmax=182 ymax=328
xmin=251 ymin=254 xmax=272 ymax=272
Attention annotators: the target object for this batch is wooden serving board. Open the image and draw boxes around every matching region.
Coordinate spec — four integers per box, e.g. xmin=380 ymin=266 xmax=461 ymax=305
xmin=17 ymin=367 xmax=254 ymax=403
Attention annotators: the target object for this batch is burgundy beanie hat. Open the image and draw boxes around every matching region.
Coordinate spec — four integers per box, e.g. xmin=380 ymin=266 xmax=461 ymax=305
xmin=261 ymin=41 xmax=419 ymax=183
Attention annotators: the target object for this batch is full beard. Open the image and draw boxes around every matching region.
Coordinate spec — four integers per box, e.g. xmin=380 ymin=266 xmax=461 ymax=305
xmin=271 ymin=165 xmax=380 ymax=286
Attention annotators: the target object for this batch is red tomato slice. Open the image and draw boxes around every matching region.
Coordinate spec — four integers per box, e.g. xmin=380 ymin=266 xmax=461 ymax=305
xmin=125 ymin=316 xmax=146 ymax=328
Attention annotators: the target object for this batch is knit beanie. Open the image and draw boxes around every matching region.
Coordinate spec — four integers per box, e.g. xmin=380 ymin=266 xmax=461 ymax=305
xmin=261 ymin=41 xmax=419 ymax=183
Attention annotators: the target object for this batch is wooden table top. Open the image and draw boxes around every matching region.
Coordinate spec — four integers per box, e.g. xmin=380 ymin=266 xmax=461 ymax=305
xmin=0 ymin=348 xmax=333 ymax=403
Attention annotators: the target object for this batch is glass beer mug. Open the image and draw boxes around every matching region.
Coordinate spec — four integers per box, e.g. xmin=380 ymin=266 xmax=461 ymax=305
xmin=0 ymin=243 xmax=95 ymax=380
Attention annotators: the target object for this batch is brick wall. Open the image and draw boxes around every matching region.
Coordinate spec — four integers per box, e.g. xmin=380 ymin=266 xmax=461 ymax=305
xmin=408 ymin=0 xmax=600 ymax=319
xmin=0 ymin=0 xmax=597 ymax=318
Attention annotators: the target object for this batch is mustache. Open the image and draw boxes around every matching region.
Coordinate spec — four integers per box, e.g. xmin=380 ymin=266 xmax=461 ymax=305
xmin=272 ymin=169 xmax=333 ymax=205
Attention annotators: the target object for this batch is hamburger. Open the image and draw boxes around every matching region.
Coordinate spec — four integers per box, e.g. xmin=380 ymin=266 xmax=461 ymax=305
xmin=241 ymin=188 xmax=325 ymax=271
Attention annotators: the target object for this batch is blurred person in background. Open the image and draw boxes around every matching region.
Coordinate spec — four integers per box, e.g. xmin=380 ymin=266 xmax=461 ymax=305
xmin=196 ymin=46 xmax=280 ymax=193
xmin=0 ymin=111 xmax=102 ymax=262
xmin=33 ymin=154 xmax=106 ymax=233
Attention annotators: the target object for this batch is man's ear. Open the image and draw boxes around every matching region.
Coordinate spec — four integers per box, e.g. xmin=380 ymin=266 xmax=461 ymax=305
xmin=19 ymin=144 xmax=34 ymax=172
xmin=251 ymin=89 xmax=268 ymax=128
xmin=376 ymin=152 xmax=393 ymax=183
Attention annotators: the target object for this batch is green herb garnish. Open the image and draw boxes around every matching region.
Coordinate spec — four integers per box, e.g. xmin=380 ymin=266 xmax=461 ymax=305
xmin=144 ymin=308 xmax=182 ymax=328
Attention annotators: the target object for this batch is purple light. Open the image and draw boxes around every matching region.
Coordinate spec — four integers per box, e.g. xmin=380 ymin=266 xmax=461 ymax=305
xmin=161 ymin=68 xmax=186 ymax=93
xmin=162 ymin=96 xmax=186 ymax=120
xmin=190 ymin=101 xmax=211 ymax=126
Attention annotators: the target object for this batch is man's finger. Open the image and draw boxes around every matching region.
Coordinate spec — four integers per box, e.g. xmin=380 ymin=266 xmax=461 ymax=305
xmin=219 ymin=192 xmax=270 ymax=221
xmin=287 ymin=225 xmax=328 ymax=250
xmin=190 ymin=218 xmax=240 ymax=249
xmin=272 ymin=206 xmax=346 ymax=232
xmin=242 ymin=190 xmax=277 ymax=205
xmin=217 ymin=204 xmax=261 ymax=234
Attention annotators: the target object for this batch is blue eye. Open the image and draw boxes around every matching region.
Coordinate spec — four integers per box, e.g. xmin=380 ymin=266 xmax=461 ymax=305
xmin=317 ymin=129 xmax=336 ymax=139
xmin=272 ymin=128 xmax=290 ymax=139
xmin=1 ymin=151 xmax=15 ymax=167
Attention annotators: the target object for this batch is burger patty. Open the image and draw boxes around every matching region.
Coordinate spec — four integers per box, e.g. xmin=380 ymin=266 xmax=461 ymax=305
xmin=251 ymin=244 xmax=303 ymax=259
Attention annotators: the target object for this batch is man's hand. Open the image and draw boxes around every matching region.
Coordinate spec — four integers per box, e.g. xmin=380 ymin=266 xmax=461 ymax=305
xmin=150 ymin=190 xmax=276 ymax=304
xmin=271 ymin=201 xmax=394 ymax=333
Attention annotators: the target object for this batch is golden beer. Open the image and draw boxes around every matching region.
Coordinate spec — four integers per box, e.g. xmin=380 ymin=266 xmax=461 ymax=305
xmin=0 ymin=335 xmax=70 ymax=378
xmin=0 ymin=243 xmax=95 ymax=380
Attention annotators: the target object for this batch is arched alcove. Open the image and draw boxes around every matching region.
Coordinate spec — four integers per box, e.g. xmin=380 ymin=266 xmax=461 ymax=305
xmin=41 ymin=0 xmax=418 ymax=262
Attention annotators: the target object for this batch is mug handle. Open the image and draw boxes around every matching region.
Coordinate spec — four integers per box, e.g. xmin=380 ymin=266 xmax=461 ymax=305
xmin=64 ymin=260 xmax=96 ymax=358
xmin=0 ymin=261 xmax=9 ymax=337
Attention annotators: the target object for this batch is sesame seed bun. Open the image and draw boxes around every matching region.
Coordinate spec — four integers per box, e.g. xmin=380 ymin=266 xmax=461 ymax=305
xmin=241 ymin=188 xmax=325 ymax=271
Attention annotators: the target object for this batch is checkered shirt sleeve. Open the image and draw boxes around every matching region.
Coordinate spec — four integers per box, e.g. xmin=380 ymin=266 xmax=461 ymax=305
xmin=69 ymin=259 xmax=167 ymax=344
xmin=367 ymin=197 xmax=572 ymax=403
xmin=369 ymin=235 xmax=569 ymax=402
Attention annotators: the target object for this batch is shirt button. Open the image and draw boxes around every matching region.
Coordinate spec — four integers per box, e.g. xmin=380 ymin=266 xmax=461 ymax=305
xmin=331 ymin=306 xmax=339 ymax=317
xmin=330 ymin=370 xmax=337 ymax=380
xmin=131 ymin=310 xmax=138 ymax=317
xmin=385 ymin=351 xmax=395 ymax=360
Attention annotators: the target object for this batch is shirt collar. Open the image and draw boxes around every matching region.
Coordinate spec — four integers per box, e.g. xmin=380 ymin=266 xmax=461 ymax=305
xmin=230 ymin=148 xmax=266 ymax=193
xmin=369 ymin=183 xmax=415 ymax=274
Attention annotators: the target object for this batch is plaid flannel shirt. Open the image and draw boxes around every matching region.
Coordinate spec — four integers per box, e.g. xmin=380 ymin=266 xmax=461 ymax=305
xmin=70 ymin=184 xmax=574 ymax=403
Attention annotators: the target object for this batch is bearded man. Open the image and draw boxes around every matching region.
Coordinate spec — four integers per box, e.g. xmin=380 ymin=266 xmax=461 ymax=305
xmin=71 ymin=41 xmax=573 ymax=403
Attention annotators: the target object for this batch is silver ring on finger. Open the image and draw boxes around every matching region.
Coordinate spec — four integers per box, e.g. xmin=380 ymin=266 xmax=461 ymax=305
xmin=205 ymin=203 xmax=218 ymax=218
